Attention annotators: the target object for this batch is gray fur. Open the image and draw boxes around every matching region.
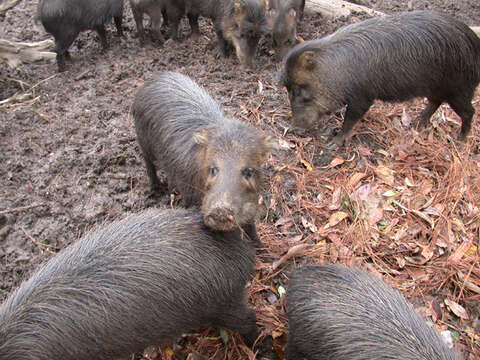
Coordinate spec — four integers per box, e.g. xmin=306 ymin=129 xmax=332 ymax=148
xmin=286 ymin=264 xmax=462 ymax=360
xmin=0 ymin=208 xmax=257 ymax=360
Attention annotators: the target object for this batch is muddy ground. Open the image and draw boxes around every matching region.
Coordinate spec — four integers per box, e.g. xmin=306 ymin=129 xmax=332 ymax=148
xmin=1 ymin=0 xmax=480 ymax=359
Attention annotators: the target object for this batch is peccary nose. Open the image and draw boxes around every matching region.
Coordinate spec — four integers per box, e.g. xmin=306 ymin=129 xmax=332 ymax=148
xmin=204 ymin=208 xmax=236 ymax=232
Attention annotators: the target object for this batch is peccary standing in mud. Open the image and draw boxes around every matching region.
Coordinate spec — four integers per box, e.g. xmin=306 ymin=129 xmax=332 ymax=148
xmin=262 ymin=0 xmax=304 ymax=59
xmin=177 ymin=0 xmax=267 ymax=67
xmin=129 ymin=0 xmax=184 ymax=43
xmin=286 ymin=264 xmax=462 ymax=360
xmin=37 ymin=0 xmax=124 ymax=72
xmin=0 ymin=208 xmax=258 ymax=360
xmin=133 ymin=71 xmax=277 ymax=246
xmin=279 ymin=11 xmax=480 ymax=148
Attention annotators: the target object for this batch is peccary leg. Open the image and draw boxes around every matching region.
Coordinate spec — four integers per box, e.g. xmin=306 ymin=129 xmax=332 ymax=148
xmin=242 ymin=222 xmax=263 ymax=248
xmin=161 ymin=8 xmax=169 ymax=27
xmin=54 ymin=31 xmax=77 ymax=72
xmin=215 ymin=26 xmax=231 ymax=57
xmin=114 ymin=16 xmax=123 ymax=37
xmin=331 ymin=101 xmax=372 ymax=147
xmin=144 ymin=157 xmax=161 ymax=191
xmin=150 ymin=10 xmax=165 ymax=43
xmin=187 ymin=13 xmax=200 ymax=38
xmin=94 ymin=25 xmax=109 ymax=49
xmin=447 ymin=92 xmax=475 ymax=140
xmin=166 ymin=7 xmax=182 ymax=40
xmin=214 ymin=303 xmax=259 ymax=348
xmin=132 ymin=9 xmax=145 ymax=41
xmin=416 ymin=98 xmax=442 ymax=128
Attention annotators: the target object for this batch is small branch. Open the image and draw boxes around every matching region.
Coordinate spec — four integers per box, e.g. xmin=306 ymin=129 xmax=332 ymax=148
xmin=0 ymin=203 xmax=46 ymax=215
xmin=20 ymin=226 xmax=57 ymax=255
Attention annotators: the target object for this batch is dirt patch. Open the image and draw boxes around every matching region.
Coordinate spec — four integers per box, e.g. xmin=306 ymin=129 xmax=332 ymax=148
xmin=1 ymin=1 xmax=480 ymax=359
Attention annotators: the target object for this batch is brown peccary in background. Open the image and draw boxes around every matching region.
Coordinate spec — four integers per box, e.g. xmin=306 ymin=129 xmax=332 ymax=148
xmin=0 ymin=208 xmax=258 ymax=360
xmin=279 ymin=11 xmax=480 ymax=148
xmin=129 ymin=0 xmax=184 ymax=43
xmin=37 ymin=0 xmax=124 ymax=72
xmin=174 ymin=0 xmax=268 ymax=67
xmin=286 ymin=264 xmax=462 ymax=360
xmin=132 ymin=71 xmax=277 ymax=247
xmin=262 ymin=0 xmax=304 ymax=59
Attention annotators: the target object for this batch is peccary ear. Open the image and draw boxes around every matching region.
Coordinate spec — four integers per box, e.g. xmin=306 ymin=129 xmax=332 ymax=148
xmin=297 ymin=50 xmax=316 ymax=71
xmin=263 ymin=135 xmax=280 ymax=154
xmin=233 ymin=0 xmax=247 ymax=16
xmin=193 ymin=129 xmax=210 ymax=147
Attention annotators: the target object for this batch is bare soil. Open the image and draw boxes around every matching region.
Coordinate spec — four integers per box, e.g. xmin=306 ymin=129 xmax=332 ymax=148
xmin=1 ymin=0 xmax=479 ymax=359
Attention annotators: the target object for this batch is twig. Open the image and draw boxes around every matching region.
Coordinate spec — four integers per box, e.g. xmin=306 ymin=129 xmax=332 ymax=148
xmin=0 ymin=203 xmax=46 ymax=215
xmin=20 ymin=226 xmax=56 ymax=255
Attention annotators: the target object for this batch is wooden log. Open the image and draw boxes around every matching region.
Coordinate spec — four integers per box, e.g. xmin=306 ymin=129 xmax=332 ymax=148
xmin=0 ymin=39 xmax=56 ymax=68
xmin=0 ymin=0 xmax=22 ymax=14
xmin=304 ymin=0 xmax=384 ymax=18
xmin=304 ymin=0 xmax=480 ymax=38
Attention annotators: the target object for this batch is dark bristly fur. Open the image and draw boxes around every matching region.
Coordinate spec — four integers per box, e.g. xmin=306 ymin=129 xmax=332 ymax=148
xmin=132 ymin=71 xmax=275 ymax=245
xmin=279 ymin=11 xmax=480 ymax=147
xmin=129 ymin=0 xmax=184 ymax=42
xmin=0 ymin=208 xmax=258 ymax=360
xmin=173 ymin=0 xmax=266 ymax=67
xmin=37 ymin=0 xmax=124 ymax=72
xmin=286 ymin=264 xmax=462 ymax=360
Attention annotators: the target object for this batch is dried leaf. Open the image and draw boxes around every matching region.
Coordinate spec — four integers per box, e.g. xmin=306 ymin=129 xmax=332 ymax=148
xmin=274 ymin=216 xmax=293 ymax=227
xmin=301 ymin=216 xmax=317 ymax=233
xmin=426 ymin=298 xmax=442 ymax=323
xmin=448 ymin=242 xmax=473 ymax=263
xmin=300 ymin=159 xmax=312 ymax=171
xmin=328 ymin=157 xmax=344 ymax=168
xmin=374 ymin=165 xmax=395 ymax=186
xmin=358 ymin=146 xmax=372 ymax=157
xmin=278 ymin=138 xmax=296 ymax=149
xmin=257 ymin=79 xmax=263 ymax=94
xmin=404 ymin=177 xmax=415 ymax=187
xmin=444 ymin=299 xmax=469 ymax=320
xmin=401 ymin=108 xmax=411 ymax=126
xmin=327 ymin=211 xmax=349 ymax=228
xmin=355 ymin=184 xmax=373 ymax=201
xmin=368 ymin=207 xmax=383 ymax=226
xmin=328 ymin=187 xmax=342 ymax=210
xmin=272 ymin=244 xmax=310 ymax=270
xmin=347 ymin=172 xmax=366 ymax=188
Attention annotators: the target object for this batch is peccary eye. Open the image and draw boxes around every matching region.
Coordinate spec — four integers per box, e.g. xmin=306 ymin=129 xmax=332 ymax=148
xmin=242 ymin=168 xmax=255 ymax=179
xmin=208 ymin=167 xmax=218 ymax=177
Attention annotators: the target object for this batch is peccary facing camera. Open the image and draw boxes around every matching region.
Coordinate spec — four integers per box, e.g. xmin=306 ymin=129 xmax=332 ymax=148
xmin=37 ymin=0 xmax=124 ymax=72
xmin=178 ymin=0 xmax=267 ymax=67
xmin=129 ymin=0 xmax=184 ymax=43
xmin=279 ymin=11 xmax=480 ymax=148
xmin=286 ymin=264 xmax=462 ymax=360
xmin=0 ymin=208 xmax=258 ymax=360
xmin=262 ymin=0 xmax=304 ymax=59
xmin=133 ymin=71 xmax=276 ymax=246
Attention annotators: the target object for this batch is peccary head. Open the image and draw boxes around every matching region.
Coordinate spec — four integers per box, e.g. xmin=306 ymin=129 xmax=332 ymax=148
xmin=273 ymin=7 xmax=298 ymax=60
xmin=224 ymin=0 xmax=268 ymax=68
xmin=194 ymin=125 xmax=276 ymax=232
xmin=280 ymin=45 xmax=344 ymax=132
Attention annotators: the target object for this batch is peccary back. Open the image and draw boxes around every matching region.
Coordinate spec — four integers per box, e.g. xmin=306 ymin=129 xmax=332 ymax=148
xmin=0 ymin=208 xmax=257 ymax=360
xmin=286 ymin=264 xmax=462 ymax=360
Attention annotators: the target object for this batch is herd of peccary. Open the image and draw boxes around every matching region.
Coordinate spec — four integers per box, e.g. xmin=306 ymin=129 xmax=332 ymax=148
xmin=2 ymin=0 xmax=480 ymax=359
